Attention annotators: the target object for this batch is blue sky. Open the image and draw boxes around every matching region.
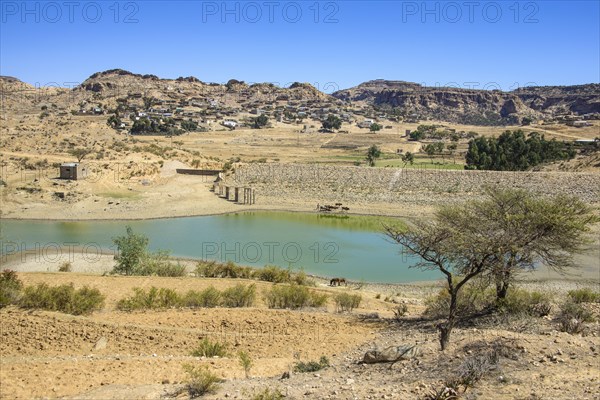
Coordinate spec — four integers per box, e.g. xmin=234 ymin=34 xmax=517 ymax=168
xmin=1 ymin=1 xmax=598 ymax=92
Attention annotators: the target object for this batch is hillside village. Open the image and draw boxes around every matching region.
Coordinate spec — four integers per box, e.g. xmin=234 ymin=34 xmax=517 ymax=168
xmin=5 ymin=70 xmax=599 ymax=140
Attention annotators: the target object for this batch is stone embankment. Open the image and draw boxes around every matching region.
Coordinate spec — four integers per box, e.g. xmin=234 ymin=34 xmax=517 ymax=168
xmin=233 ymin=164 xmax=600 ymax=206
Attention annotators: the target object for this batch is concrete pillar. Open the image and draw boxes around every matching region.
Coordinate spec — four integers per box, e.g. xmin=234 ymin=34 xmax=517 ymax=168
xmin=225 ymin=186 xmax=230 ymax=200
xmin=234 ymin=187 xmax=239 ymax=202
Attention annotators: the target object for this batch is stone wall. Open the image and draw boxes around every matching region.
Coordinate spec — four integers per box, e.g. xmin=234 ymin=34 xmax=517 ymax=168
xmin=233 ymin=164 xmax=600 ymax=205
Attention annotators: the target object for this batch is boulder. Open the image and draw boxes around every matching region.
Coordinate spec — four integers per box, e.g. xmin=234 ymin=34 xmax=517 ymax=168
xmin=362 ymin=345 xmax=420 ymax=364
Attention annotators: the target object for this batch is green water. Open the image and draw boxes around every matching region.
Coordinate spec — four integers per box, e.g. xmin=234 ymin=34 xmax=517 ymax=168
xmin=0 ymin=212 xmax=440 ymax=283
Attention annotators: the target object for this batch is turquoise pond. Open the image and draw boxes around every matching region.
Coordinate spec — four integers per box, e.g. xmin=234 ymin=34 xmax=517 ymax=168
xmin=0 ymin=212 xmax=441 ymax=283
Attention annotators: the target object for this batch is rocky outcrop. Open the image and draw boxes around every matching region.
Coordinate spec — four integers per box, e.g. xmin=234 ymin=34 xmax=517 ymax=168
xmin=75 ymin=69 xmax=333 ymax=103
xmin=513 ymin=84 xmax=600 ymax=115
xmin=333 ymin=80 xmax=599 ymax=125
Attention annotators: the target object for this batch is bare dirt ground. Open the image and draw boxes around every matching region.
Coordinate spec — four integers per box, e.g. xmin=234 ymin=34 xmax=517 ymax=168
xmin=0 ymin=271 xmax=599 ymax=400
xmin=0 ymin=272 xmax=385 ymax=399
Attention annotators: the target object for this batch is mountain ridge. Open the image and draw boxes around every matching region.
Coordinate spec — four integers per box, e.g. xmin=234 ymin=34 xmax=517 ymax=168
xmin=2 ymin=70 xmax=598 ymax=126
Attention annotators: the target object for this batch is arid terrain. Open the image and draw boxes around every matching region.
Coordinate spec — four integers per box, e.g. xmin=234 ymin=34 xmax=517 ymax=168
xmin=0 ymin=268 xmax=598 ymax=400
xmin=1 ymin=72 xmax=599 ymax=220
xmin=1 ymin=71 xmax=599 ymax=400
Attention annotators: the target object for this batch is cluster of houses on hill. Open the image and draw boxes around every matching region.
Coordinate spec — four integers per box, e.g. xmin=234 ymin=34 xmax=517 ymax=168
xmin=552 ymin=113 xmax=599 ymax=128
xmin=78 ymin=87 xmax=413 ymax=135
xmin=94 ymin=96 xmax=392 ymax=131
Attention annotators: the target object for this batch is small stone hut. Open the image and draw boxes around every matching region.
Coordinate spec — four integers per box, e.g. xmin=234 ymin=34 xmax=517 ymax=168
xmin=59 ymin=162 xmax=88 ymax=180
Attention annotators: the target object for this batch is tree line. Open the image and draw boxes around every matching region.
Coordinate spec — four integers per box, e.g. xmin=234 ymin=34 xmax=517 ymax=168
xmin=465 ymin=130 xmax=576 ymax=171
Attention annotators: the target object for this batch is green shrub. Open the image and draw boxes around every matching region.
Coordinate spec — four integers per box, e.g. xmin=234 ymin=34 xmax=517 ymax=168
xmin=424 ymin=283 xmax=495 ymax=318
xmin=558 ymin=301 xmax=595 ymax=334
xmin=182 ymin=287 xmax=221 ymax=308
xmin=112 ymin=227 xmax=185 ymax=277
xmin=153 ymin=262 xmax=187 ymax=277
xmin=195 ymin=261 xmax=218 ymax=277
xmin=191 ymin=338 xmax=228 ymax=357
xmin=194 ymin=261 xmax=314 ymax=286
xmin=75 ymin=286 xmax=107 ymax=315
xmin=19 ymin=283 xmax=105 ymax=315
xmin=423 ymin=385 xmax=460 ymax=400
xmin=293 ymin=356 xmax=330 ymax=373
xmin=195 ymin=260 xmax=253 ymax=279
xmin=308 ymin=291 xmax=329 ymax=308
xmin=182 ymin=363 xmax=222 ymax=398
xmin=136 ymin=251 xmax=186 ymax=277
xmin=58 ymin=261 xmax=72 ymax=272
xmin=117 ymin=284 xmax=258 ymax=311
xmin=238 ymin=350 xmax=252 ymax=378
xmin=568 ymin=288 xmax=600 ymax=304
xmin=291 ymin=269 xmax=316 ymax=286
xmin=116 ymin=287 xmax=181 ymax=311
xmin=264 ymin=284 xmax=327 ymax=309
xmin=0 ymin=270 xmax=23 ymax=308
xmin=255 ymin=265 xmax=292 ymax=283
xmin=498 ymin=289 xmax=553 ymax=317
xmin=393 ymin=304 xmax=408 ymax=320
xmin=334 ymin=292 xmax=362 ymax=312
xmin=250 ymin=388 xmax=285 ymax=400
xmin=425 ymin=285 xmax=553 ymax=318
xmin=221 ymin=284 xmax=256 ymax=307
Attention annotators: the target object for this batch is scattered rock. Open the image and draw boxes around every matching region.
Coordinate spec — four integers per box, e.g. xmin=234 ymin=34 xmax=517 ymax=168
xmin=362 ymin=345 xmax=421 ymax=364
xmin=93 ymin=337 xmax=108 ymax=351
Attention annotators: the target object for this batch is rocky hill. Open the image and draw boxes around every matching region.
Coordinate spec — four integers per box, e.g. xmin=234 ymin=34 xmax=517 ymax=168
xmin=332 ymin=79 xmax=600 ymax=125
xmin=513 ymin=84 xmax=600 ymax=115
xmin=3 ymin=71 xmax=599 ymax=127
xmin=73 ymin=69 xmax=334 ymax=107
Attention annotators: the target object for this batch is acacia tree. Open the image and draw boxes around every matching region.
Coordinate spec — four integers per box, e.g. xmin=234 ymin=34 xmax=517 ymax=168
xmin=468 ymin=188 xmax=598 ymax=301
xmin=107 ymin=115 xmax=121 ymax=129
xmin=385 ymin=205 xmax=499 ymax=351
xmin=366 ymin=145 xmax=381 ymax=167
xmin=424 ymin=143 xmax=436 ymax=163
xmin=437 ymin=142 xmax=446 ymax=163
xmin=369 ymin=123 xmax=382 ymax=132
xmin=401 ymin=151 xmax=414 ymax=167
xmin=68 ymin=148 xmax=93 ymax=162
xmin=322 ymin=114 xmax=342 ymax=132
xmin=385 ymin=188 xmax=598 ymax=350
xmin=252 ymin=114 xmax=269 ymax=129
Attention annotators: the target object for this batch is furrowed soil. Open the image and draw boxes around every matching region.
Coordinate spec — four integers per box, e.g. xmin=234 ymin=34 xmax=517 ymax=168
xmin=1 ymin=272 xmax=599 ymax=400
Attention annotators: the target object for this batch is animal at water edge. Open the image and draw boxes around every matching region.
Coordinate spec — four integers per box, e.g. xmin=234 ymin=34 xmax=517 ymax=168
xmin=330 ymin=277 xmax=347 ymax=286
